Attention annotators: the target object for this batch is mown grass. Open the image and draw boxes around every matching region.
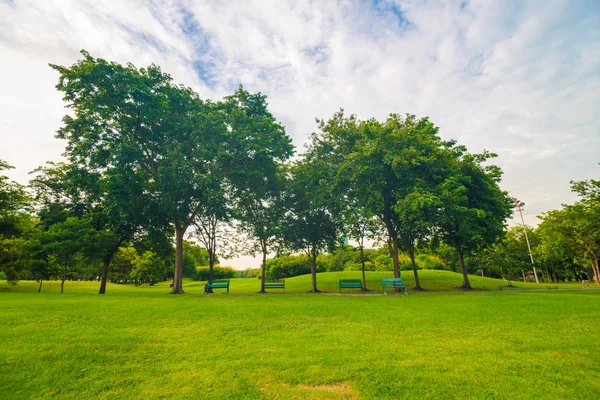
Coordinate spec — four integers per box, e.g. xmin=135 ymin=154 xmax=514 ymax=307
xmin=1 ymin=272 xmax=598 ymax=399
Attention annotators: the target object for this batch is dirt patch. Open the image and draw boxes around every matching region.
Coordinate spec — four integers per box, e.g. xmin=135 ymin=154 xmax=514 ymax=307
xmin=297 ymin=382 xmax=357 ymax=399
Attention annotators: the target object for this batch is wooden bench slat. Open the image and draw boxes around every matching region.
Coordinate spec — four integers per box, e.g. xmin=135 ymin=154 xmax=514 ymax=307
xmin=204 ymin=279 xmax=230 ymax=294
xmin=380 ymin=278 xmax=407 ymax=295
xmin=263 ymin=279 xmax=285 ymax=292
xmin=339 ymin=279 xmax=363 ymax=294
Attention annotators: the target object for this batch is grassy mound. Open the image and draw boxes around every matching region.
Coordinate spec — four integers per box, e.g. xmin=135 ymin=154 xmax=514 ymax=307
xmin=1 ymin=270 xmax=583 ymax=295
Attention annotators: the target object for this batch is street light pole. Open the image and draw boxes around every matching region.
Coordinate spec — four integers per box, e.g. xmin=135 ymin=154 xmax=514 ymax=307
xmin=515 ymin=201 xmax=539 ymax=284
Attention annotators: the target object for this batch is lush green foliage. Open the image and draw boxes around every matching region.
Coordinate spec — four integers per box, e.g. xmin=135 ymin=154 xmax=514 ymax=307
xmin=195 ymin=265 xmax=236 ymax=281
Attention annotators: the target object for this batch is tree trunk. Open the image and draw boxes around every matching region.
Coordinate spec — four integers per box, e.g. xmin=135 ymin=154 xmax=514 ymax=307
xmin=360 ymin=245 xmax=368 ymax=291
xmin=260 ymin=245 xmax=267 ymax=294
xmin=38 ymin=280 xmax=43 ymax=293
xmin=521 ymin=269 xmax=526 ymax=282
xmin=309 ymin=249 xmax=318 ymax=293
xmin=457 ymin=250 xmax=471 ymax=289
xmin=590 ymin=255 xmax=600 ymax=285
xmin=61 ymin=274 xmax=66 ymax=293
xmin=204 ymin=250 xmax=216 ymax=293
xmin=208 ymin=251 xmax=215 ymax=281
xmin=387 ymin=236 xmax=400 ymax=279
xmin=171 ymin=225 xmax=186 ymax=294
xmin=99 ymin=256 xmax=112 ymax=295
xmin=408 ymin=248 xmax=422 ymax=290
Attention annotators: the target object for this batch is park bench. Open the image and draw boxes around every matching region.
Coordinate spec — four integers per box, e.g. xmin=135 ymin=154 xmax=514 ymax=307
xmin=339 ymin=279 xmax=363 ymax=294
xmin=380 ymin=277 xmax=407 ymax=295
xmin=204 ymin=279 xmax=230 ymax=294
xmin=263 ymin=279 xmax=285 ymax=292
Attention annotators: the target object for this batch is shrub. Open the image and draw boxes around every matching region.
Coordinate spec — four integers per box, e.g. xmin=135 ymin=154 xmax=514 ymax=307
xmin=265 ymin=254 xmax=326 ymax=279
xmin=195 ymin=265 xmax=236 ymax=281
xmin=234 ymin=268 xmax=261 ymax=278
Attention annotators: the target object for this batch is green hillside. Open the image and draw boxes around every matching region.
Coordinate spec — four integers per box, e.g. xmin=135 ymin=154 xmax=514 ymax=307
xmin=1 ymin=270 xmax=583 ymax=295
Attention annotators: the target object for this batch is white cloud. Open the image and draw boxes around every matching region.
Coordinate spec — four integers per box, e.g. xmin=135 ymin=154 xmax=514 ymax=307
xmin=1 ymin=0 xmax=599 ymax=268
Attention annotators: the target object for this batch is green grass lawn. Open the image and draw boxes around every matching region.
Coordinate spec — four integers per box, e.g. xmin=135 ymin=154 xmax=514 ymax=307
xmin=1 ymin=272 xmax=598 ymax=399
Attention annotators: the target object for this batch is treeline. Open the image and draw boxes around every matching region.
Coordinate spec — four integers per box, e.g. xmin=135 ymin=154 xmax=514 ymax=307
xmin=0 ymin=51 xmax=598 ymax=293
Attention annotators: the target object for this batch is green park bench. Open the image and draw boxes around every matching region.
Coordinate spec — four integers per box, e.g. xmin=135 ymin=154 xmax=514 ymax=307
xmin=339 ymin=279 xmax=363 ymax=294
xmin=263 ymin=279 xmax=285 ymax=292
xmin=204 ymin=279 xmax=230 ymax=294
xmin=380 ymin=277 xmax=407 ymax=295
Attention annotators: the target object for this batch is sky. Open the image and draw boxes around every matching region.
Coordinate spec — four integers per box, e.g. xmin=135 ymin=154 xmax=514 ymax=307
xmin=1 ymin=0 xmax=599 ymax=269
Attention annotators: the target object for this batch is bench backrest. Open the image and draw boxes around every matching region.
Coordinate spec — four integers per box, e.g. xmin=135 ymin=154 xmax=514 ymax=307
xmin=265 ymin=279 xmax=284 ymax=283
xmin=339 ymin=279 xmax=362 ymax=284
xmin=380 ymin=278 xmax=404 ymax=286
xmin=207 ymin=279 xmax=230 ymax=284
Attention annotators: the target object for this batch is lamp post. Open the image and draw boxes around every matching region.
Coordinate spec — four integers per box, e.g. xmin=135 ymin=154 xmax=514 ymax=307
xmin=515 ymin=201 xmax=539 ymax=284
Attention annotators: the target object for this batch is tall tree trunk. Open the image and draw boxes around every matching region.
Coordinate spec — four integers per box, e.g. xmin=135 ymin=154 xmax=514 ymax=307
xmin=260 ymin=244 xmax=267 ymax=294
xmin=387 ymin=236 xmax=400 ymax=279
xmin=38 ymin=280 xmax=43 ymax=293
xmin=457 ymin=250 xmax=471 ymax=289
xmin=204 ymin=251 xmax=216 ymax=293
xmin=99 ymin=256 xmax=112 ymax=295
xmin=408 ymin=248 xmax=422 ymax=290
xmin=171 ymin=225 xmax=185 ymax=294
xmin=590 ymin=254 xmax=600 ymax=285
xmin=360 ymin=245 xmax=368 ymax=291
xmin=309 ymin=248 xmax=318 ymax=293
xmin=208 ymin=251 xmax=215 ymax=281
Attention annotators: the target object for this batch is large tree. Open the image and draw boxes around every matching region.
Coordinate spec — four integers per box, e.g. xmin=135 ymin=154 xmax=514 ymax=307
xmin=223 ymin=88 xmax=294 ymax=293
xmin=436 ymin=151 xmax=513 ymax=289
xmin=282 ymin=160 xmax=337 ymax=293
xmin=309 ymin=112 xmax=456 ymax=290
xmin=51 ymin=51 xmax=227 ymax=294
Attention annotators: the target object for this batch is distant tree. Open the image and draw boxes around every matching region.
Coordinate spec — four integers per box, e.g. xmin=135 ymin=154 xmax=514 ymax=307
xmin=0 ymin=160 xmax=33 ymax=283
xmin=182 ymin=240 xmax=211 ymax=278
xmin=191 ymin=205 xmax=231 ymax=286
xmin=0 ymin=160 xmax=30 ymax=231
xmin=538 ymin=203 xmax=599 ymax=283
xmin=29 ymin=162 xmax=152 ymax=294
xmin=30 ymin=218 xmax=97 ymax=293
xmin=339 ymin=204 xmax=381 ymax=291
xmin=129 ymin=250 xmax=170 ymax=285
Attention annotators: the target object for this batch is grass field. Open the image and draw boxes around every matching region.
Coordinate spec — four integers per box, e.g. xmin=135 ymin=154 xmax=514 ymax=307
xmin=1 ymin=271 xmax=599 ymax=399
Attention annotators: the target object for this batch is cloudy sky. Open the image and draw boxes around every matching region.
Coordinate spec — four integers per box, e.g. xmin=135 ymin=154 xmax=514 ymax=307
xmin=1 ymin=0 xmax=599 ymax=267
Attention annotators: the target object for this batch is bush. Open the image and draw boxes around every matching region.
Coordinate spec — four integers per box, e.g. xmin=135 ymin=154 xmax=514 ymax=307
xmin=344 ymin=261 xmax=377 ymax=271
xmin=265 ymin=254 xmax=325 ymax=279
xmin=195 ymin=265 xmax=236 ymax=281
xmin=417 ymin=254 xmax=448 ymax=270
xmin=234 ymin=268 xmax=261 ymax=278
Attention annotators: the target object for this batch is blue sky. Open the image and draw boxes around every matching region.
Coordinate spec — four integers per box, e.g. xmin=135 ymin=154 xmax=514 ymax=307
xmin=1 ymin=0 xmax=599 ymax=267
